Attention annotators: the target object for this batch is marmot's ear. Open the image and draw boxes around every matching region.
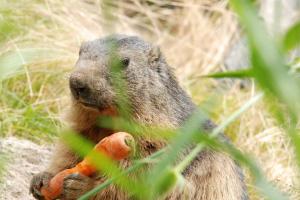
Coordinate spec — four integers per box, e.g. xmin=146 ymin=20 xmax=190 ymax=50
xmin=148 ymin=45 xmax=161 ymax=68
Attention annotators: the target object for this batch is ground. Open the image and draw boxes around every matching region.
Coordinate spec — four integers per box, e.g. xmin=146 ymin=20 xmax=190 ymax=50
xmin=0 ymin=137 xmax=52 ymax=200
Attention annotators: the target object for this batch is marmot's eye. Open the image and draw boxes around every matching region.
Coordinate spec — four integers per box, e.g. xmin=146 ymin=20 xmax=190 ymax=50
xmin=121 ymin=58 xmax=130 ymax=67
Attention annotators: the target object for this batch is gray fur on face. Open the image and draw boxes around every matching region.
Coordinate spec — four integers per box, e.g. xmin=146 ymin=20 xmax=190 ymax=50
xmin=70 ymin=34 xmax=196 ymax=126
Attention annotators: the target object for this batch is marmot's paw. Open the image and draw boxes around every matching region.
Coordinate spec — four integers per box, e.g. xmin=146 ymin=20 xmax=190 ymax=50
xmin=30 ymin=172 xmax=53 ymax=200
xmin=59 ymin=173 xmax=94 ymax=200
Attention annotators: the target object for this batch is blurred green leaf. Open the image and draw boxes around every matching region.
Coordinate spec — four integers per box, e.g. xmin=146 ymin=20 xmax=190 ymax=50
xmin=194 ymin=133 xmax=288 ymax=200
xmin=148 ymin=93 xmax=263 ymax=198
xmin=97 ymin=116 xmax=173 ymax=141
xmin=288 ymin=127 xmax=300 ymax=168
xmin=172 ymin=93 xmax=287 ymax=200
xmin=0 ymin=48 xmax=62 ymax=80
xmin=230 ymin=1 xmax=300 ymax=198
xmin=283 ymin=21 xmax=300 ymax=52
xmin=153 ymin=168 xmax=180 ymax=197
xmin=175 ymin=93 xmax=263 ymax=174
xmin=202 ymin=69 xmax=253 ymax=79
xmin=0 ymin=52 xmax=26 ymax=80
xmin=230 ymin=0 xmax=300 ymax=116
xmin=148 ymin=110 xmax=207 ymax=198
xmin=0 ymin=21 xmax=19 ymax=43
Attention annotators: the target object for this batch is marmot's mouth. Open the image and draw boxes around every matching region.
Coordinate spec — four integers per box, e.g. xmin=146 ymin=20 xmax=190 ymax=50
xmin=78 ymin=101 xmax=119 ymax=135
xmin=78 ymin=100 xmax=103 ymax=110
xmin=79 ymin=100 xmax=118 ymax=116
xmin=80 ymin=101 xmax=99 ymax=109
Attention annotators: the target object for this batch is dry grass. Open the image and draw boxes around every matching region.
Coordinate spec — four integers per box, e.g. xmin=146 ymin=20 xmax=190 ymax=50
xmin=0 ymin=0 xmax=299 ymax=199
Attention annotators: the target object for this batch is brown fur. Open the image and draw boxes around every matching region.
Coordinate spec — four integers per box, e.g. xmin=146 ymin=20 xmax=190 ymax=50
xmin=30 ymin=35 xmax=248 ymax=200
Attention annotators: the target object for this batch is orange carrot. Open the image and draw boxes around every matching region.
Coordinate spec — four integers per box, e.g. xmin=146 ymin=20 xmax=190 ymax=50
xmin=41 ymin=132 xmax=134 ymax=200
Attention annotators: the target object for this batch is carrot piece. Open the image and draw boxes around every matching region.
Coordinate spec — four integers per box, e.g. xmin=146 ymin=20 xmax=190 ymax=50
xmin=41 ymin=132 xmax=134 ymax=200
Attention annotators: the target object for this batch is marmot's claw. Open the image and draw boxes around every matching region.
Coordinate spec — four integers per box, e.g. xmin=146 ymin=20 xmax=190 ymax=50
xmin=29 ymin=172 xmax=53 ymax=200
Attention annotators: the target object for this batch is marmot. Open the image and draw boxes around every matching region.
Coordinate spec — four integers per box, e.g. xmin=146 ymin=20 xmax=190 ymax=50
xmin=30 ymin=34 xmax=248 ymax=200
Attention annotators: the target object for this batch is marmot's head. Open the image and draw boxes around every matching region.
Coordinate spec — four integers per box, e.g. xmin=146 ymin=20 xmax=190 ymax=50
xmin=69 ymin=34 xmax=179 ymax=120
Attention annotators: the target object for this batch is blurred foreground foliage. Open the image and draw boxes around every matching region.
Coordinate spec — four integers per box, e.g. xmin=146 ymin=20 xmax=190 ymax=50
xmin=62 ymin=1 xmax=300 ymax=199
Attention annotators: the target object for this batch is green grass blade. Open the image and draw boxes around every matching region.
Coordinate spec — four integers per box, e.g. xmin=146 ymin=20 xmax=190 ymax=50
xmin=0 ymin=52 xmax=26 ymax=80
xmin=147 ymin=110 xmax=208 ymax=199
xmin=174 ymin=93 xmax=263 ymax=173
xmin=194 ymin=134 xmax=288 ymax=200
xmin=0 ymin=49 xmax=63 ymax=80
xmin=229 ymin=0 xmax=300 ymax=198
xmin=283 ymin=21 xmax=300 ymax=52
xmin=202 ymin=69 xmax=253 ymax=79
xmin=230 ymin=0 xmax=300 ymax=116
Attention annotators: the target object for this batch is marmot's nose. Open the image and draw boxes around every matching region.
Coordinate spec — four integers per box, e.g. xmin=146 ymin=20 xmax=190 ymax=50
xmin=69 ymin=73 xmax=89 ymax=99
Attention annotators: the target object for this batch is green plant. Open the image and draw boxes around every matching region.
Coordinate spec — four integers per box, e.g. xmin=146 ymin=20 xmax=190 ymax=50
xmin=55 ymin=0 xmax=300 ymax=199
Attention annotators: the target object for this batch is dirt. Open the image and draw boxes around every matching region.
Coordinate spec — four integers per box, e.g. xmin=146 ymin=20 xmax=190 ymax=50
xmin=0 ymin=137 xmax=53 ymax=200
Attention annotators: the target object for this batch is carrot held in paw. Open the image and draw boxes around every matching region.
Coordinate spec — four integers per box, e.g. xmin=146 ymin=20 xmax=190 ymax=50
xmin=41 ymin=132 xmax=135 ymax=200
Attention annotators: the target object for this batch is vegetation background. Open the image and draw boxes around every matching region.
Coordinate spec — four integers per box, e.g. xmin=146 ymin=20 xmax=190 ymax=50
xmin=0 ymin=0 xmax=300 ymax=199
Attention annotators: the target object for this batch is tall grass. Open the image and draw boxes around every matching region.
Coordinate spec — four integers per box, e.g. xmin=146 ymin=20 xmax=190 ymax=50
xmin=0 ymin=0 xmax=299 ymax=199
